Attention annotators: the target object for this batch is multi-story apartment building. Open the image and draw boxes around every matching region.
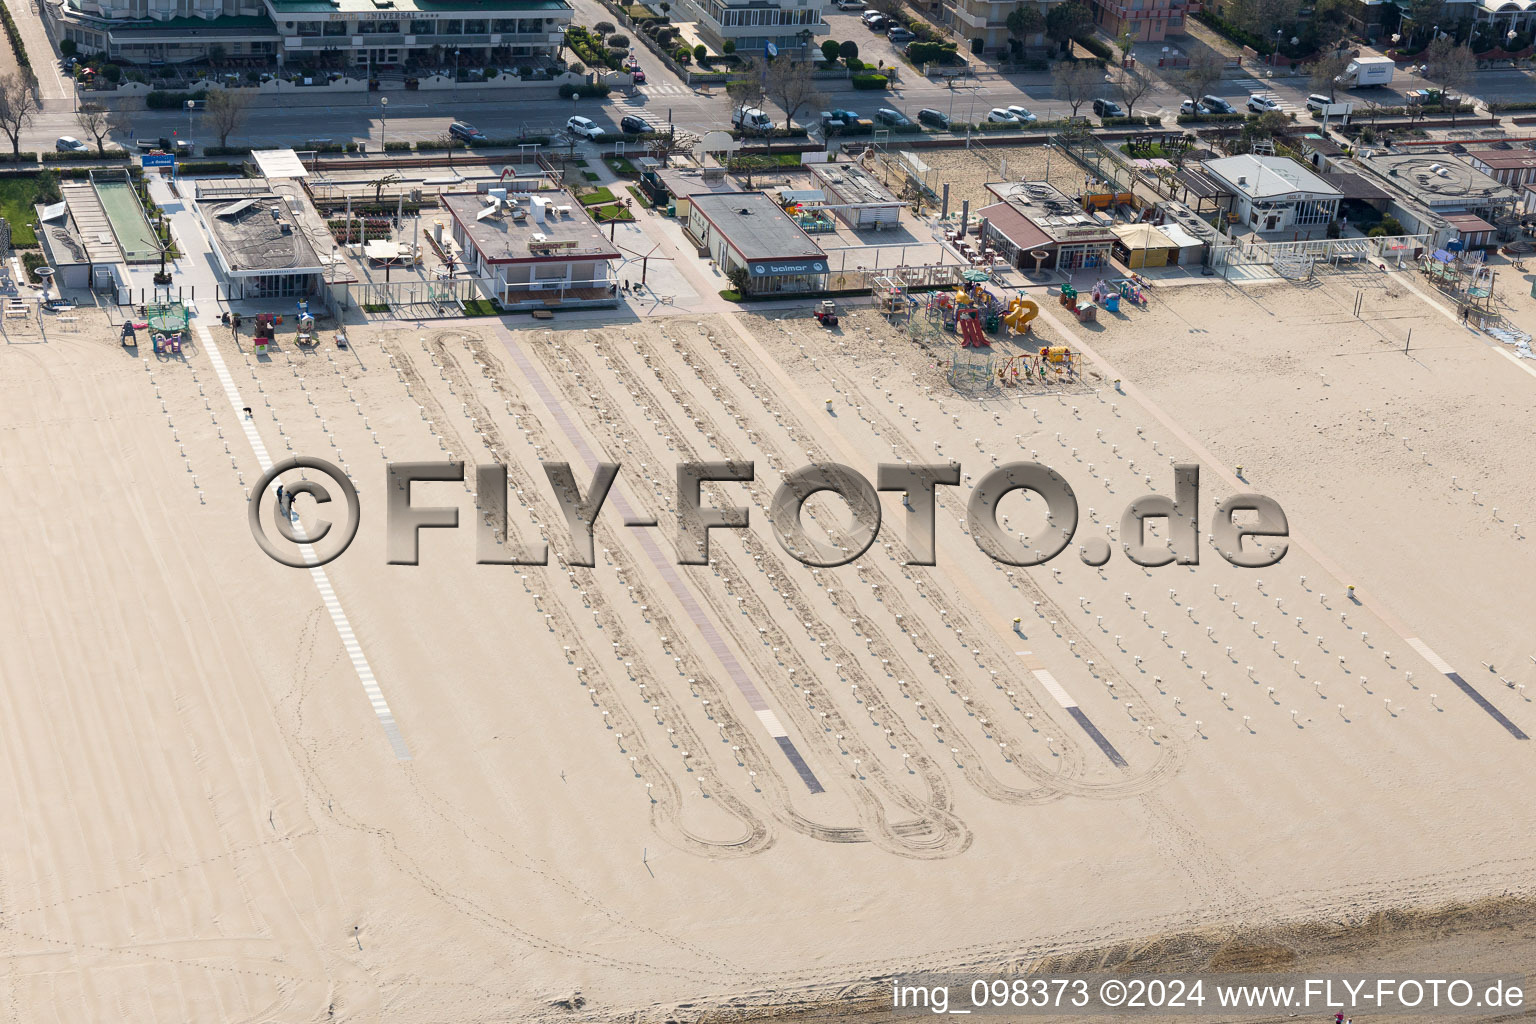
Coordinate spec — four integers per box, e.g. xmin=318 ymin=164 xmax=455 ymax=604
xmin=50 ymin=0 xmax=571 ymax=69
xmin=1089 ymin=0 xmax=1193 ymax=43
xmin=948 ymin=0 xmax=1053 ymax=54
xmin=669 ymin=0 xmax=829 ymax=55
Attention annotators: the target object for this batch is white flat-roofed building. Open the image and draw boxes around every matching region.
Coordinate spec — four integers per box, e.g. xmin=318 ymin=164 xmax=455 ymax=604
xmin=1202 ymin=154 xmax=1342 ymax=234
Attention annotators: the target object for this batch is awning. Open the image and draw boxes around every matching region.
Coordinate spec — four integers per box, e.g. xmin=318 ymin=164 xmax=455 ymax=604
xmin=251 ymin=149 xmax=309 ymax=180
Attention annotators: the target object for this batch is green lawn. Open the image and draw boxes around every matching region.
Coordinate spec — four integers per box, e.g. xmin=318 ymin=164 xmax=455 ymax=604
xmin=591 ymin=203 xmax=635 ymax=223
xmin=0 ymin=177 xmax=46 ymax=247
xmin=461 ymin=298 xmax=503 ymax=317
xmin=578 ymin=186 xmax=616 ymax=206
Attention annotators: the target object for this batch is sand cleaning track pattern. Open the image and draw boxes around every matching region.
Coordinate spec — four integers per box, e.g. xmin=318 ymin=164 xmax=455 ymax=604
xmin=502 ymin=325 xmax=973 ymax=858
xmin=647 ymin=316 xmax=1186 ymax=800
xmin=381 ymin=330 xmax=773 ymax=864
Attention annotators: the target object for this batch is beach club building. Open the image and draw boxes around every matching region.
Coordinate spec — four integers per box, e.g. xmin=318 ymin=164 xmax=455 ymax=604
xmin=977 ymin=181 xmax=1118 ymax=273
xmin=685 ymin=191 xmax=829 ymax=296
xmin=1201 ymin=154 xmax=1342 ymax=235
xmin=442 ymin=188 xmax=620 ymax=310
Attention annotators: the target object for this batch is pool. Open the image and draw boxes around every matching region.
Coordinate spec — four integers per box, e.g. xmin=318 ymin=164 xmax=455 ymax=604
xmin=94 ymin=180 xmax=161 ymax=262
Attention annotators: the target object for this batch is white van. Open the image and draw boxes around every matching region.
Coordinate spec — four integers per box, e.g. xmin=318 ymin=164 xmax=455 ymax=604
xmin=732 ymin=107 xmax=774 ymax=132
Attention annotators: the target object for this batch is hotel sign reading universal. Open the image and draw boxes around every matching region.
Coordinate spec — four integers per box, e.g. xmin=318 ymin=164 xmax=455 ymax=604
xmin=249 ymin=458 xmax=1289 ymax=571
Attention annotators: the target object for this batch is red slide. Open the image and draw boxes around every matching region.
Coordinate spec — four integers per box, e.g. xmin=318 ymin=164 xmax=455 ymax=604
xmin=958 ymin=316 xmax=991 ymax=349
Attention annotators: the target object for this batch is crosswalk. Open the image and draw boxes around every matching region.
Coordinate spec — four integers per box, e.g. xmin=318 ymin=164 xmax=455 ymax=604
xmin=635 ymin=83 xmax=692 ymax=97
xmin=1233 ymin=77 xmax=1307 ymax=114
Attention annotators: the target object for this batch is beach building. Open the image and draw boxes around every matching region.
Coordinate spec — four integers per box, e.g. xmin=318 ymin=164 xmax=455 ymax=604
xmin=441 ymin=188 xmax=620 ymax=311
xmin=1200 ymin=154 xmax=1342 ymax=235
xmin=685 ymin=191 xmax=829 ymax=296
xmin=977 ymin=181 xmax=1117 ymax=272
xmin=807 ymin=162 xmax=903 ymax=229
xmin=1465 ymin=148 xmax=1536 ymax=188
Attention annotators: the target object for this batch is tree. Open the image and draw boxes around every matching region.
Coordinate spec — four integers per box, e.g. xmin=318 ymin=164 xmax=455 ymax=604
xmin=693 ymin=43 xmax=708 ymax=63
xmin=1226 ymin=0 xmax=1302 ymax=42
xmin=1307 ymin=53 xmax=1348 ymax=101
xmin=1399 ymin=0 xmax=1444 ymax=44
xmin=1422 ymin=36 xmax=1474 ymax=121
xmin=1044 ymin=0 xmax=1093 ymax=52
xmin=821 ymin=39 xmax=841 ymax=63
xmin=838 ymin=39 xmax=859 ymax=60
xmin=370 ymin=171 xmax=404 ymax=204
xmin=1006 ymin=4 xmax=1044 ymax=50
xmin=1051 ymin=60 xmax=1099 ymax=118
xmin=202 ymin=89 xmax=253 ymax=147
xmin=1113 ymin=64 xmax=1153 ymax=117
xmin=864 ymin=0 xmax=901 ymax=19
xmin=1245 ymin=109 xmax=1290 ymax=142
xmin=0 ymin=73 xmax=39 ymax=160
xmin=75 ymin=103 xmax=114 ymax=155
xmin=726 ymin=59 xmax=766 ymax=122
xmin=1177 ymin=51 xmax=1224 ymax=107
xmin=764 ymin=57 xmax=824 ymax=132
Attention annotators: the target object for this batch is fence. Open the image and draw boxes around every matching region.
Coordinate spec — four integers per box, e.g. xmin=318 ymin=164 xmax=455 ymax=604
xmin=340 ymin=275 xmax=495 ymax=314
xmin=1208 ymin=233 xmax=1436 ymax=275
xmin=823 ymin=260 xmax=968 ymax=293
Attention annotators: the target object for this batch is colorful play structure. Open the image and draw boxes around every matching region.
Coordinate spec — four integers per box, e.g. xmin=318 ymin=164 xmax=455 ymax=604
xmin=295 ymin=300 xmax=316 ymax=346
xmin=993 ymin=344 xmax=1077 ymax=387
xmin=1418 ymin=246 xmax=1497 ymax=314
xmin=145 ymin=301 xmax=188 ymax=355
xmin=1058 ymin=277 xmax=1148 ymax=322
xmin=1003 ymin=295 xmax=1038 ymax=335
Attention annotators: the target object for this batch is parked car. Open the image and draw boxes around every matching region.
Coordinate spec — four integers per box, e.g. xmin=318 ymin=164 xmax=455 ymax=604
xmin=1179 ymin=98 xmax=1198 ymax=115
xmin=861 ymin=11 xmax=886 ymax=29
xmin=620 ymin=114 xmax=657 ymax=134
xmin=987 ymin=108 xmax=1020 ymax=123
xmin=887 ymin=26 xmax=914 ymax=42
xmin=566 ymin=115 xmax=605 ymax=139
xmin=875 ymin=107 xmax=911 ymax=126
xmin=1200 ymin=94 xmax=1235 ymax=114
xmin=55 ymin=136 xmax=89 ymax=153
xmin=1305 ymin=92 xmax=1334 ymax=112
xmin=630 ymin=68 xmax=646 ymax=84
xmin=835 ymin=0 xmax=863 ymax=8
xmin=1006 ymin=104 xmax=1038 ymax=123
xmin=916 ymin=107 xmax=950 ymax=129
xmin=449 ymin=120 xmax=488 ymax=142
xmin=1247 ymin=93 xmax=1280 ymax=113
xmin=1092 ymin=98 xmax=1125 ymax=118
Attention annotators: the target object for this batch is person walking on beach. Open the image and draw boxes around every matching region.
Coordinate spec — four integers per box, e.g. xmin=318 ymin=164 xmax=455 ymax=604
xmin=276 ymin=483 xmax=287 ymax=518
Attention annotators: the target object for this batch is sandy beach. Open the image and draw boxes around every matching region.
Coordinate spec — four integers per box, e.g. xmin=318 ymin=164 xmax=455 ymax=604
xmin=3 ymin=242 xmax=1535 ymax=1021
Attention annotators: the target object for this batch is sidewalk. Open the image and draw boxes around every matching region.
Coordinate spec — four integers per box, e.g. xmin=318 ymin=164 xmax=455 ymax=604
xmin=12 ymin=0 xmax=71 ymax=101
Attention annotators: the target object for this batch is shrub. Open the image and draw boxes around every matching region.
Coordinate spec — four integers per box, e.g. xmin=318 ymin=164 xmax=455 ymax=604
xmin=847 ymin=57 xmax=865 ymax=71
xmin=675 ymin=47 xmax=692 ymax=64
xmin=577 ymin=82 xmax=611 ymax=97
xmin=146 ymin=91 xmax=198 ymax=109
xmin=694 ymin=43 xmax=707 ymax=61
xmin=1379 ymin=215 xmax=1405 ymax=235
xmin=60 ymin=38 xmax=78 ymax=57
xmin=0 ymin=0 xmax=31 ymax=73
xmin=851 ymin=73 xmax=888 ymax=89
xmin=607 ymin=33 xmax=629 ymax=46
xmin=905 ymin=40 xmax=958 ymax=64
xmin=384 ymin=140 xmax=412 ymax=151
xmin=839 ymin=40 xmax=858 ymax=60
xmin=593 ymin=19 xmax=615 ymax=33
xmin=822 ymin=39 xmax=841 ymax=62
xmin=1074 ymin=33 xmax=1113 ymax=60
xmin=101 ymin=63 xmax=122 ymax=82
xmin=559 ymin=83 xmax=578 ymax=97
xmin=722 ymin=40 xmax=736 ymax=54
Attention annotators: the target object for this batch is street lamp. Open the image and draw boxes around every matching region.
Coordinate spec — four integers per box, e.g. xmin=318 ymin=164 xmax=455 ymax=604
xmin=453 ymin=48 xmax=462 ymax=82
xmin=380 ymin=95 xmax=388 ymax=152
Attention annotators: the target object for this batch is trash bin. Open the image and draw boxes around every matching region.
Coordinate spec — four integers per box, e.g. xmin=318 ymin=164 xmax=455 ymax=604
xmin=356 ymin=141 xmax=367 ymax=154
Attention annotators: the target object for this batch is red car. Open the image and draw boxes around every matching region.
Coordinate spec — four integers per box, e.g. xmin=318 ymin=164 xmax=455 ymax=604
xmin=631 ymin=68 xmax=646 ymax=84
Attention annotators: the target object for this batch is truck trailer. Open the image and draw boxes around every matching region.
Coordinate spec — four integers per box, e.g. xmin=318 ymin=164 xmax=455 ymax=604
xmin=1335 ymin=56 xmax=1395 ymax=88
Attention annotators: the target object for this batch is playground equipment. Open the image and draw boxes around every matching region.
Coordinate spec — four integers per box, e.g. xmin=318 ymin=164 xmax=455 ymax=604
xmin=253 ymin=316 xmax=274 ymax=356
xmin=1003 ymin=295 xmax=1039 ymax=335
xmin=295 ymin=300 xmax=316 ymax=346
xmin=873 ymin=276 xmax=911 ymax=322
xmin=813 ymin=299 xmax=839 ymax=328
xmin=121 ymin=321 xmax=137 ymax=348
xmin=1039 ymin=345 xmax=1076 ymax=376
xmin=1058 ymin=284 xmax=1098 ymax=323
xmin=993 ymin=343 xmax=1077 ymax=386
xmin=152 ymin=332 xmax=183 ymax=355
xmin=957 ymin=307 xmax=990 ymax=348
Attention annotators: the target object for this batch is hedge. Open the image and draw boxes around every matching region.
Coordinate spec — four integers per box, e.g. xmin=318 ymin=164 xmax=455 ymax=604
xmin=1100 ymin=115 xmax=1159 ymax=127
xmin=851 ymin=73 xmax=889 ymax=90
xmin=203 ymin=145 xmax=255 ymax=156
xmin=1074 ymin=34 xmax=1114 ymax=60
xmin=177 ymin=161 xmax=244 ymax=174
xmin=905 ymin=40 xmax=959 ymax=64
xmin=41 ymin=150 xmax=131 ymax=162
xmin=147 ymin=91 xmax=202 ymax=109
xmin=558 ymin=82 xmax=612 ymax=98
xmin=1176 ymin=111 xmax=1247 ymax=124
xmin=0 ymin=0 xmax=29 ymax=74
xmin=1488 ymin=100 xmax=1536 ymax=111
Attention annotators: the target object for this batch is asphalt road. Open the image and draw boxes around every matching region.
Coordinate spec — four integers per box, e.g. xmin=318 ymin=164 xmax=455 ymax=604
xmin=16 ymin=0 xmax=1536 ymax=154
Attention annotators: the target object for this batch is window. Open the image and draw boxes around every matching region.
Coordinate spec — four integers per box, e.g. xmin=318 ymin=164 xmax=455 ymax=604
xmin=323 ymin=20 xmax=348 ymax=35
xmin=439 ymin=19 xmax=462 ymax=32
xmin=297 ymin=22 xmax=322 ymax=35
xmin=463 ymin=18 xmax=487 ymax=32
xmin=410 ymin=19 xmax=434 ymax=33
